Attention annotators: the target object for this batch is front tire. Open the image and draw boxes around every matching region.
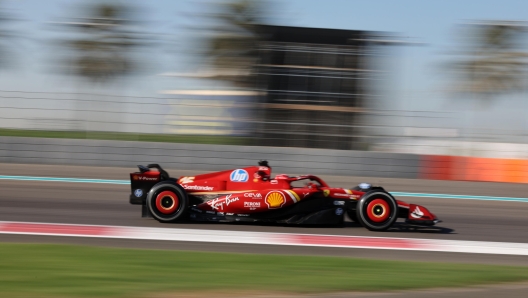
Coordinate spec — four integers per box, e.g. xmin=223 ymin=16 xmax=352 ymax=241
xmin=147 ymin=183 xmax=188 ymax=223
xmin=356 ymin=191 xmax=398 ymax=231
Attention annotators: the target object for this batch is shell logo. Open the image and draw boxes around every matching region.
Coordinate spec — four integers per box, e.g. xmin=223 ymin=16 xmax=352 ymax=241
xmin=265 ymin=191 xmax=286 ymax=209
xmin=132 ymin=175 xmax=138 ymax=180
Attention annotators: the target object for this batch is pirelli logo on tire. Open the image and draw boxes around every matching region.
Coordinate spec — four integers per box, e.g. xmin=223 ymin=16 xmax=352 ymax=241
xmin=265 ymin=191 xmax=286 ymax=209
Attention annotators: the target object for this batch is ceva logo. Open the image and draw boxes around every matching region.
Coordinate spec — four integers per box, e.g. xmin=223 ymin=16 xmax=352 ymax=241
xmin=230 ymin=169 xmax=249 ymax=182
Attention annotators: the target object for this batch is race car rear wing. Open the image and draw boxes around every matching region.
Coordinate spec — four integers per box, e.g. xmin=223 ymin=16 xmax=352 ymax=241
xmin=137 ymin=164 xmax=170 ymax=181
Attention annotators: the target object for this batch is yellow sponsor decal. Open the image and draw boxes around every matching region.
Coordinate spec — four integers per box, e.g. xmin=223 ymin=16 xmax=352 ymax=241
xmin=323 ymin=189 xmax=330 ymax=197
xmin=285 ymin=190 xmax=301 ymax=202
xmin=265 ymin=191 xmax=286 ymax=209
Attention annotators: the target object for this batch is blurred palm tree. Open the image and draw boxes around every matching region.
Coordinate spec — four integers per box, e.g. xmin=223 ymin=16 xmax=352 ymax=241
xmin=59 ymin=2 xmax=139 ymax=83
xmin=0 ymin=1 xmax=18 ymax=69
xmin=450 ymin=21 xmax=528 ymax=101
xmin=448 ymin=21 xmax=528 ymax=144
xmin=56 ymin=1 xmax=142 ymax=131
xmin=203 ymin=0 xmax=268 ymax=88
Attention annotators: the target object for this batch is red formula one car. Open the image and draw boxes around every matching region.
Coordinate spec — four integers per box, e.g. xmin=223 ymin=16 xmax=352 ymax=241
xmin=129 ymin=161 xmax=440 ymax=231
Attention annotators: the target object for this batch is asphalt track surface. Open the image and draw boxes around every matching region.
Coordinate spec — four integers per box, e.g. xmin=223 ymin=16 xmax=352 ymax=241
xmin=1 ymin=163 xmax=528 ymax=267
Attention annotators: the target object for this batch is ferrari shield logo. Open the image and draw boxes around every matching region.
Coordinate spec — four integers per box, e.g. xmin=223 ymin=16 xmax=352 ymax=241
xmin=323 ymin=189 xmax=330 ymax=197
xmin=179 ymin=176 xmax=194 ymax=184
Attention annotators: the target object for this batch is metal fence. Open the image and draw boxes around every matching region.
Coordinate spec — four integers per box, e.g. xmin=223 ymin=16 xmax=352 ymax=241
xmin=1 ymin=90 xmax=528 ymax=158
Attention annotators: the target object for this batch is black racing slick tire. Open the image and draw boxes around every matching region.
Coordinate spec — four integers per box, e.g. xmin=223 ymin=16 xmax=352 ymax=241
xmin=146 ymin=182 xmax=188 ymax=223
xmin=355 ymin=191 xmax=398 ymax=231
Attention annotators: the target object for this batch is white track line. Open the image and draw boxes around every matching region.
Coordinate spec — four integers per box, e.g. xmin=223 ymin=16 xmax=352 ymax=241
xmin=1 ymin=221 xmax=528 ymax=256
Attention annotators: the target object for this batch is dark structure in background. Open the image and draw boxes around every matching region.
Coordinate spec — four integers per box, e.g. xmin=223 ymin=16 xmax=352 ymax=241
xmin=255 ymin=25 xmax=380 ymax=150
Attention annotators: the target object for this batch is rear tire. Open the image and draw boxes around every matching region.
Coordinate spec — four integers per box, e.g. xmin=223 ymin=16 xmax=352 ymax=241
xmin=147 ymin=183 xmax=188 ymax=223
xmin=356 ymin=191 xmax=398 ymax=231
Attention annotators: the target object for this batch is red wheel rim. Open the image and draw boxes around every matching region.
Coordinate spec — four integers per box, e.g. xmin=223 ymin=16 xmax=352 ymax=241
xmin=155 ymin=191 xmax=180 ymax=214
xmin=366 ymin=198 xmax=390 ymax=223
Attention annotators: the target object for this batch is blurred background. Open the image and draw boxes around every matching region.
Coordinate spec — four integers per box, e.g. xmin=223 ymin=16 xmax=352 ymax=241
xmin=1 ymin=0 xmax=528 ymax=182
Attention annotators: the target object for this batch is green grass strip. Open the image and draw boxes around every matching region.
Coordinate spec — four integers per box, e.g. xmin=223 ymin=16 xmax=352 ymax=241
xmin=0 ymin=128 xmax=251 ymax=145
xmin=1 ymin=243 xmax=528 ymax=297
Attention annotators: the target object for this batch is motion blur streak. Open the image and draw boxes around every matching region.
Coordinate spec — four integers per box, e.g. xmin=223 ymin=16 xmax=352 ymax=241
xmin=392 ymin=192 xmax=528 ymax=203
xmin=2 ymin=221 xmax=528 ymax=256
xmin=0 ymin=175 xmax=128 ymax=184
